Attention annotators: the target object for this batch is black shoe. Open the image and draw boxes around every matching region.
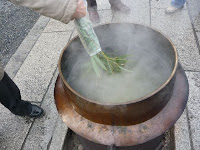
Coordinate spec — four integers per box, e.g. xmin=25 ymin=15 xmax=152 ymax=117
xmin=28 ymin=104 xmax=44 ymax=118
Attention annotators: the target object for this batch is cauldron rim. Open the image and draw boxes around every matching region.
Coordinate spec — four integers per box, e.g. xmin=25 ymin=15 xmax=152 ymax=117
xmin=58 ymin=22 xmax=178 ymax=106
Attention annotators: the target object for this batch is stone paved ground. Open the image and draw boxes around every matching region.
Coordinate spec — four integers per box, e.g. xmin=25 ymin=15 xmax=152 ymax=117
xmin=0 ymin=0 xmax=200 ymax=150
xmin=0 ymin=0 xmax=39 ymax=66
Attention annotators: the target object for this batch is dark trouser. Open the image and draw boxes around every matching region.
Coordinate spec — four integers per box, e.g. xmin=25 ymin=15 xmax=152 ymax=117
xmin=87 ymin=0 xmax=97 ymax=7
xmin=0 ymin=72 xmax=32 ymax=116
xmin=87 ymin=0 xmax=120 ymax=7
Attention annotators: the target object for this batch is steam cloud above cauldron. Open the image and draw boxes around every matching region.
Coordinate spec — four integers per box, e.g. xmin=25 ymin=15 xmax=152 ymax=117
xmin=61 ymin=23 xmax=175 ymax=104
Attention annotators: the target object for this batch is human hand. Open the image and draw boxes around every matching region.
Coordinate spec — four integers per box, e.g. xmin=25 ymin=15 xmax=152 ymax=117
xmin=72 ymin=0 xmax=86 ymax=20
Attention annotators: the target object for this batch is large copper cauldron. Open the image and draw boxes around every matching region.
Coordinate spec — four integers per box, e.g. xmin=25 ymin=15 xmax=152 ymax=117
xmin=58 ymin=23 xmax=178 ymax=126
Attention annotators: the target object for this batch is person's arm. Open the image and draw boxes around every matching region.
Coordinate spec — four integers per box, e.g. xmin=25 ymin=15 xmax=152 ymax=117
xmin=9 ymin=0 xmax=85 ymax=24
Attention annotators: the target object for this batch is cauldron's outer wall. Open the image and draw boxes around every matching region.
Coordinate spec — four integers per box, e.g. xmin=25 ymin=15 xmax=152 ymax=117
xmin=63 ymin=74 xmax=176 ymax=126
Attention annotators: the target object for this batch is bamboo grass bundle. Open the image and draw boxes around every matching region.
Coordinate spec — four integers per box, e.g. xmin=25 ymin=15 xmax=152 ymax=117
xmin=74 ymin=13 xmax=132 ymax=77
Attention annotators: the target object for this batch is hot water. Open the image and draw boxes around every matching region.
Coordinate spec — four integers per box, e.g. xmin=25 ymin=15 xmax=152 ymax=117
xmin=67 ymin=46 xmax=171 ymax=103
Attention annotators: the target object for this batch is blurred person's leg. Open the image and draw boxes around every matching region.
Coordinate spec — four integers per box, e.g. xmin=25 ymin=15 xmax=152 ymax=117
xmin=87 ymin=0 xmax=100 ymax=23
xmin=87 ymin=0 xmax=97 ymax=7
xmin=109 ymin=0 xmax=130 ymax=13
xmin=0 ymin=72 xmax=44 ymax=117
xmin=171 ymin=0 xmax=186 ymax=8
xmin=166 ymin=0 xmax=186 ymax=14
xmin=87 ymin=0 xmax=130 ymax=23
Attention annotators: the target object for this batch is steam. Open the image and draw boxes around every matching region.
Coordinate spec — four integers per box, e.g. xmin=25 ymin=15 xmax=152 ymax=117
xmin=63 ymin=23 xmax=174 ymax=104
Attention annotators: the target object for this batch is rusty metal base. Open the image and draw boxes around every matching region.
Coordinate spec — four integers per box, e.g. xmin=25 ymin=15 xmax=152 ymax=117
xmin=77 ymin=134 xmax=163 ymax=150
xmin=54 ymin=64 xmax=189 ymax=149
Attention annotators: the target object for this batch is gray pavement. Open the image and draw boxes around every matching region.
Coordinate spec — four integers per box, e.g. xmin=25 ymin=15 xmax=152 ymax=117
xmin=0 ymin=0 xmax=200 ymax=150
xmin=0 ymin=0 xmax=40 ymax=66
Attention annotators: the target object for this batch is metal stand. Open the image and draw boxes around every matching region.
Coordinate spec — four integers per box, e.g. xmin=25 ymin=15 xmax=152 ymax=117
xmin=54 ymin=64 xmax=189 ymax=150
